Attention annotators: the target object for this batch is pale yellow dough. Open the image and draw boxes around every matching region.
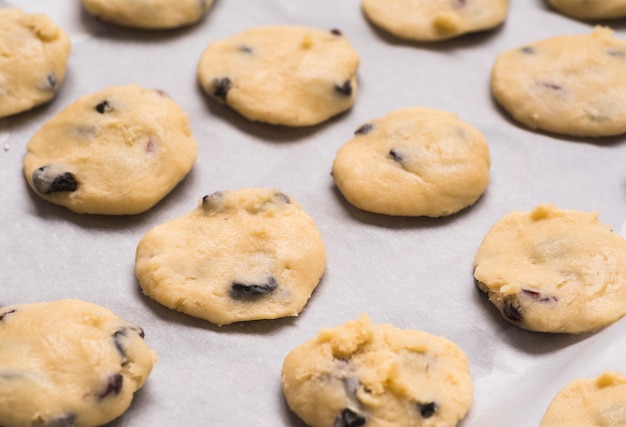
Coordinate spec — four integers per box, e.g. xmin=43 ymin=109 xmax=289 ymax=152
xmin=23 ymin=84 xmax=197 ymax=215
xmin=331 ymin=107 xmax=490 ymax=217
xmin=491 ymin=27 xmax=626 ymax=137
xmin=0 ymin=8 xmax=70 ymax=118
xmin=541 ymin=371 xmax=626 ymax=426
xmin=361 ymin=0 xmax=508 ymax=42
xmin=135 ymin=188 xmax=327 ymax=326
xmin=0 ymin=299 xmax=157 ymax=427
xmin=197 ymin=26 xmax=360 ymax=126
xmin=281 ymin=314 xmax=473 ymax=427
xmin=473 ymin=204 xmax=626 ymax=333
xmin=80 ymin=0 xmax=213 ymax=29
xmin=548 ymin=0 xmax=626 ymax=20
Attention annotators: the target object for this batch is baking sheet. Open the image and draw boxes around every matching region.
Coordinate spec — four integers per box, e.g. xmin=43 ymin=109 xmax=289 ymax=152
xmin=2 ymin=1 xmax=626 ymax=426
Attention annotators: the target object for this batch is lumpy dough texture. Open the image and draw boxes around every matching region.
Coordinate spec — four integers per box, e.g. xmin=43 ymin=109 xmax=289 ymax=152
xmin=473 ymin=204 xmax=626 ymax=333
xmin=80 ymin=0 xmax=213 ymax=29
xmin=23 ymin=84 xmax=198 ymax=215
xmin=361 ymin=0 xmax=508 ymax=42
xmin=135 ymin=188 xmax=327 ymax=326
xmin=331 ymin=107 xmax=490 ymax=217
xmin=0 ymin=8 xmax=70 ymax=118
xmin=281 ymin=314 xmax=473 ymax=427
xmin=197 ymin=26 xmax=360 ymax=126
xmin=541 ymin=372 xmax=626 ymax=426
xmin=548 ymin=0 xmax=626 ymax=20
xmin=0 ymin=299 xmax=157 ymax=427
xmin=491 ymin=27 xmax=626 ymax=137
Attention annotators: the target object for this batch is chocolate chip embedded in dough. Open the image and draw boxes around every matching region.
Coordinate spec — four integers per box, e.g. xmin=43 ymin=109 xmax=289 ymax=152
xmin=99 ymin=373 xmax=123 ymax=400
xmin=520 ymin=46 xmax=535 ymax=55
xmin=273 ymin=191 xmax=291 ymax=204
xmin=230 ymin=276 xmax=278 ymax=299
xmin=46 ymin=73 xmax=57 ymax=90
xmin=334 ymin=80 xmax=353 ymax=97
xmin=0 ymin=309 xmax=16 ymax=322
xmin=238 ymin=45 xmax=253 ymax=54
xmin=541 ymin=82 xmax=563 ymax=91
xmin=388 ymin=149 xmax=404 ymax=163
xmin=201 ymin=191 xmax=224 ymax=211
xmin=32 ymin=165 xmax=78 ymax=195
xmin=213 ymin=77 xmax=232 ymax=99
xmin=335 ymin=408 xmax=366 ymax=427
xmin=419 ymin=402 xmax=437 ymax=418
xmin=113 ymin=328 xmax=130 ymax=365
xmin=521 ymin=289 xmax=558 ymax=303
xmin=354 ymin=123 xmax=373 ymax=135
xmin=502 ymin=295 xmax=523 ymax=323
xmin=331 ymin=28 xmax=342 ymax=36
xmin=95 ymin=100 xmax=114 ymax=114
xmin=44 ymin=413 xmax=77 ymax=427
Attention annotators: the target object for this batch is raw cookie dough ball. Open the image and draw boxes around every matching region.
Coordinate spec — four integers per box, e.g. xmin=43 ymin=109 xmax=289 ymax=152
xmin=135 ymin=188 xmax=327 ymax=326
xmin=197 ymin=26 xmax=360 ymax=126
xmin=491 ymin=27 xmax=626 ymax=137
xmin=281 ymin=314 xmax=473 ymax=427
xmin=541 ymin=371 xmax=626 ymax=426
xmin=0 ymin=8 xmax=71 ymax=118
xmin=0 ymin=299 xmax=157 ymax=427
xmin=332 ymin=107 xmax=490 ymax=217
xmin=23 ymin=84 xmax=198 ymax=215
xmin=80 ymin=0 xmax=213 ymax=30
xmin=361 ymin=0 xmax=508 ymax=42
xmin=548 ymin=0 xmax=626 ymax=21
xmin=473 ymin=204 xmax=626 ymax=334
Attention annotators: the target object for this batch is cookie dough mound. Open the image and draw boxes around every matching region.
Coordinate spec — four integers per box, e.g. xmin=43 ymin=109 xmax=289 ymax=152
xmin=281 ymin=314 xmax=473 ymax=427
xmin=0 ymin=8 xmax=71 ymax=118
xmin=23 ymin=84 xmax=198 ymax=215
xmin=541 ymin=371 xmax=626 ymax=426
xmin=135 ymin=188 xmax=327 ymax=325
xmin=491 ymin=27 xmax=626 ymax=137
xmin=361 ymin=0 xmax=508 ymax=42
xmin=332 ymin=107 xmax=490 ymax=217
xmin=473 ymin=204 xmax=626 ymax=334
xmin=548 ymin=0 xmax=626 ymax=21
xmin=80 ymin=0 xmax=213 ymax=29
xmin=197 ymin=26 xmax=360 ymax=126
xmin=0 ymin=299 xmax=157 ymax=427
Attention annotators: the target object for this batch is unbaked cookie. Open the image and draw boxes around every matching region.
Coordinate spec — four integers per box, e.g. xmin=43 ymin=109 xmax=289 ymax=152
xmin=197 ymin=26 xmax=360 ymax=126
xmin=541 ymin=371 xmax=626 ymax=426
xmin=0 ymin=299 xmax=157 ymax=427
xmin=135 ymin=188 xmax=327 ymax=326
xmin=361 ymin=0 xmax=508 ymax=42
xmin=332 ymin=107 xmax=490 ymax=217
xmin=491 ymin=27 xmax=626 ymax=137
xmin=80 ymin=0 xmax=213 ymax=30
xmin=548 ymin=0 xmax=626 ymax=21
xmin=23 ymin=84 xmax=197 ymax=215
xmin=473 ymin=204 xmax=626 ymax=334
xmin=281 ymin=314 xmax=473 ymax=427
xmin=0 ymin=8 xmax=71 ymax=118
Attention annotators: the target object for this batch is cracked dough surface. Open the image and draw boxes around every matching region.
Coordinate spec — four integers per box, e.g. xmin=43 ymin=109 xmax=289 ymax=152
xmin=0 ymin=8 xmax=70 ymax=118
xmin=331 ymin=107 xmax=490 ymax=217
xmin=23 ymin=84 xmax=198 ymax=215
xmin=0 ymin=299 xmax=157 ymax=427
xmin=491 ymin=27 xmax=626 ymax=137
xmin=473 ymin=204 xmax=626 ymax=334
xmin=135 ymin=188 xmax=327 ymax=326
xmin=281 ymin=314 xmax=473 ymax=427
xmin=548 ymin=0 xmax=626 ymax=20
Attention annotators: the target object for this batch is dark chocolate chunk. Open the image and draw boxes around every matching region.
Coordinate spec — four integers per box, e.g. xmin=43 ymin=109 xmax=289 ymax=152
xmin=0 ymin=309 xmax=16 ymax=323
xmin=419 ymin=402 xmax=437 ymax=418
xmin=335 ymin=80 xmax=353 ymax=97
xmin=45 ymin=414 xmax=76 ymax=427
xmin=95 ymin=100 xmax=113 ymax=114
xmin=502 ymin=296 xmax=523 ymax=323
xmin=520 ymin=46 xmax=535 ymax=54
xmin=541 ymin=82 xmax=563 ymax=91
xmin=354 ymin=123 xmax=373 ymax=135
xmin=335 ymin=408 xmax=366 ymax=427
xmin=230 ymin=276 xmax=277 ymax=299
xmin=32 ymin=166 xmax=78 ymax=195
xmin=331 ymin=28 xmax=342 ymax=36
xmin=521 ymin=289 xmax=558 ymax=303
xmin=388 ymin=149 xmax=404 ymax=162
xmin=238 ymin=45 xmax=253 ymax=54
xmin=273 ymin=192 xmax=291 ymax=204
xmin=113 ymin=329 xmax=129 ymax=364
xmin=99 ymin=373 xmax=123 ymax=400
xmin=213 ymin=77 xmax=232 ymax=99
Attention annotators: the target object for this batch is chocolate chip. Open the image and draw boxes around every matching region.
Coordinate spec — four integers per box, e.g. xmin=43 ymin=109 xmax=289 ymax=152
xmin=99 ymin=373 xmax=123 ymax=400
xmin=541 ymin=82 xmax=563 ymax=91
xmin=230 ymin=276 xmax=277 ymax=299
xmin=388 ymin=149 xmax=404 ymax=162
xmin=354 ymin=123 xmax=373 ymax=135
xmin=335 ymin=408 xmax=366 ymax=427
xmin=334 ymin=80 xmax=353 ymax=97
xmin=0 ymin=309 xmax=16 ymax=322
xmin=32 ymin=166 xmax=78 ymax=195
xmin=238 ymin=45 xmax=253 ymax=54
xmin=331 ymin=28 xmax=342 ymax=36
xmin=213 ymin=77 xmax=232 ymax=99
xmin=520 ymin=46 xmax=535 ymax=54
xmin=47 ymin=73 xmax=57 ymax=90
xmin=202 ymin=191 xmax=223 ymax=211
xmin=45 ymin=414 xmax=76 ymax=427
xmin=521 ymin=289 xmax=558 ymax=303
xmin=503 ymin=296 xmax=523 ymax=322
xmin=419 ymin=402 xmax=437 ymax=418
xmin=273 ymin=192 xmax=291 ymax=204
xmin=95 ymin=100 xmax=113 ymax=114
xmin=113 ymin=329 xmax=129 ymax=364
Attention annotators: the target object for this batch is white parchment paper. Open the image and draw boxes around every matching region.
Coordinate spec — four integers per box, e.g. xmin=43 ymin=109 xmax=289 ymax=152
xmin=2 ymin=1 xmax=626 ymax=426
